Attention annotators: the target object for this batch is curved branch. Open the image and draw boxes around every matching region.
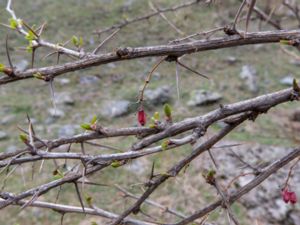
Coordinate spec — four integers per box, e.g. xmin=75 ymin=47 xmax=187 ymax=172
xmin=0 ymin=199 xmax=155 ymax=225
xmin=1 ymin=30 xmax=300 ymax=85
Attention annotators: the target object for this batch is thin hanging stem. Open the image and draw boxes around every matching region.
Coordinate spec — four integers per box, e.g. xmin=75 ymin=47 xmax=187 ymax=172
xmin=175 ymin=61 xmax=180 ymax=101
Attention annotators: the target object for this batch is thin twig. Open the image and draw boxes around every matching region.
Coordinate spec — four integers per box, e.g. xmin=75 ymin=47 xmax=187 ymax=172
xmin=93 ymin=28 xmax=120 ymax=54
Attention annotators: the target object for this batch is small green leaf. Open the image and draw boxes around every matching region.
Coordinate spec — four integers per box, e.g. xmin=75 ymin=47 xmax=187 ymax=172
xmin=280 ymin=40 xmax=290 ymax=45
xmin=91 ymin=222 xmax=98 ymax=225
xmin=33 ymin=72 xmax=44 ymax=80
xmin=53 ymin=174 xmax=62 ymax=180
xmin=9 ymin=18 xmax=18 ymax=29
xmin=79 ymin=37 xmax=83 ymax=47
xmin=80 ymin=123 xmax=92 ymax=130
xmin=85 ymin=193 xmax=93 ymax=207
xmin=293 ymin=78 xmax=300 ymax=92
xmin=153 ymin=112 xmax=160 ymax=121
xmin=72 ymin=35 xmax=83 ymax=47
xmin=25 ymin=30 xmax=36 ymax=41
xmin=0 ymin=64 xmax=5 ymax=72
xmin=52 ymin=169 xmax=64 ymax=180
xmin=161 ymin=140 xmax=170 ymax=150
xmin=111 ymin=160 xmax=121 ymax=168
xmin=26 ymin=41 xmax=33 ymax=53
xmin=19 ymin=133 xmax=28 ymax=143
xmin=163 ymin=103 xmax=172 ymax=118
xmin=72 ymin=35 xmax=78 ymax=45
xmin=90 ymin=115 xmax=97 ymax=125
xmin=149 ymin=123 xmax=156 ymax=128
xmin=207 ymin=169 xmax=216 ymax=178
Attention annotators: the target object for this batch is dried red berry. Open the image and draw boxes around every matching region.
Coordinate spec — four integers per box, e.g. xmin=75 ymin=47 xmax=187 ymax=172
xmin=281 ymin=187 xmax=297 ymax=204
xmin=289 ymin=191 xmax=297 ymax=204
xmin=282 ymin=188 xmax=290 ymax=203
xmin=138 ymin=108 xmax=146 ymax=126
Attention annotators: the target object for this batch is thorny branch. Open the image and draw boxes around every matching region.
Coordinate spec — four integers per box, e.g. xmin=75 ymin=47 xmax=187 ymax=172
xmin=1 ymin=29 xmax=300 ymax=85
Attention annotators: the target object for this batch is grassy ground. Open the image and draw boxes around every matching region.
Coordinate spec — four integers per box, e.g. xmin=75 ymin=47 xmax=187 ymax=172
xmin=0 ymin=0 xmax=299 ymax=224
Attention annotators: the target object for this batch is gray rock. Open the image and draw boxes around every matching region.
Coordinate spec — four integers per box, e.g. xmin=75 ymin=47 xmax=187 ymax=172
xmin=253 ymin=44 xmax=264 ymax=50
xmin=225 ymin=56 xmax=238 ymax=65
xmin=290 ymin=108 xmax=300 ymax=121
xmin=240 ymin=65 xmax=259 ymax=93
xmin=122 ymin=0 xmax=137 ymax=10
xmin=290 ymin=212 xmax=300 ymax=225
xmin=152 ymin=72 xmax=161 ymax=81
xmin=144 ymin=85 xmax=171 ymax=105
xmin=125 ymin=159 xmax=146 ymax=175
xmin=47 ymin=124 xmax=60 ymax=133
xmin=280 ymin=75 xmax=294 ymax=86
xmin=55 ymin=92 xmax=75 ymax=106
xmin=125 ymin=158 xmax=148 ymax=175
xmin=58 ymin=125 xmax=77 ymax=138
xmin=15 ymin=59 xmax=29 ymax=72
xmin=57 ymin=78 xmax=70 ymax=85
xmin=267 ymin=199 xmax=290 ymax=222
xmin=187 ymin=90 xmax=222 ymax=106
xmin=79 ymin=75 xmax=99 ymax=85
xmin=5 ymin=145 xmax=18 ymax=153
xmin=45 ymin=117 xmax=56 ymax=125
xmin=100 ymin=100 xmax=131 ymax=118
xmin=290 ymin=59 xmax=300 ymax=67
xmin=0 ymin=131 xmax=8 ymax=140
xmin=5 ymin=145 xmax=17 ymax=153
xmin=107 ymin=63 xmax=116 ymax=69
xmin=1 ymin=114 xmax=16 ymax=125
xmin=48 ymin=108 xmax=65 ymax=118
xmin=89 ymin=36 xmax=95 ymax=45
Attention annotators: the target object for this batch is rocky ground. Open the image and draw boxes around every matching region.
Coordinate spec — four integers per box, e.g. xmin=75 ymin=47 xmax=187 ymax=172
xmin=195 ymin=141 xmax=300 ymax=225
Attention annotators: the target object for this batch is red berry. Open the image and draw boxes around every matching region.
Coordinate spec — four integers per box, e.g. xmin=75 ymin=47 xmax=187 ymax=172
xmin=282 ymin=188 xmax=290 ymax=203
xmin=289 ymin=191 xmax=297 ymax=204
xmin=138 ymin=108 xmax=146 ymax=126
xmin=281 ymin=188 xmax=298 ymax=204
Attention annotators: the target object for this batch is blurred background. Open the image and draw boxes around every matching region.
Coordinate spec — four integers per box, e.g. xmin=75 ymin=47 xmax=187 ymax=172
xmin=0 ymin=0 xmax=299 ymax=224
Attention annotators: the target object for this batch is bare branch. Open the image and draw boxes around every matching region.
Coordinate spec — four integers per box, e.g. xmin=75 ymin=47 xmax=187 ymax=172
xmin=1 ymin=29 xmax=300 ymax=86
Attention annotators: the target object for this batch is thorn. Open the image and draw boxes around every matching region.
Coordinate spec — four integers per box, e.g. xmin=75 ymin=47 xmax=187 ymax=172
xmin=149 ymin=161 xmax=155 ymax=180
xmin=31 ymin=48 xmax=36 ymax=68
xmin=49 ymin=79 xmax=57 ymax=116
xmin=92 ymin=28 xmax=120 ymax=54
xmin=5 ymin=35 xmax=14 ymax=74
xmin=74 ymin=182 xmax=86 ymax=214
xmin=176 ymin=60 xmax=209 ymax=79
xmin=175 ymin=61 xmax=180 ymax=101
xmin=36 ymin=22 xmax=47 ymax=37
xmin=208 ymin=150 xmax=219 ymax=169
xmin=57 ymin=52 xmax=60 ymax=64
xmin=22 ymin=20 xmax=39 ymax=39
xmin=246 ymin=0 xmax=256 ymax=33
xmin=60 ymin=212 xmax=65 ymax=225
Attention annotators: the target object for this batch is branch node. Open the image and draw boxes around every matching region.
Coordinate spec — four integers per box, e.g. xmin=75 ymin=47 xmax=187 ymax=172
xmin=116 ymin=47 xmax=133 ymax=58
xmin=165 ymin=55 xmax=179 ymax=62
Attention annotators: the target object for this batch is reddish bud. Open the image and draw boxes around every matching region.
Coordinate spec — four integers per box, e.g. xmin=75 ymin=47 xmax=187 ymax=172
xmin=138 ymin=108 xmax=146 ymax=126
xmin=282 ymin=188 xmax=290 ymax=203
xmin=281 ymin=187 xmax=297 ymax=204
xmin=289 ymin=191 xmax=297 ymax=204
